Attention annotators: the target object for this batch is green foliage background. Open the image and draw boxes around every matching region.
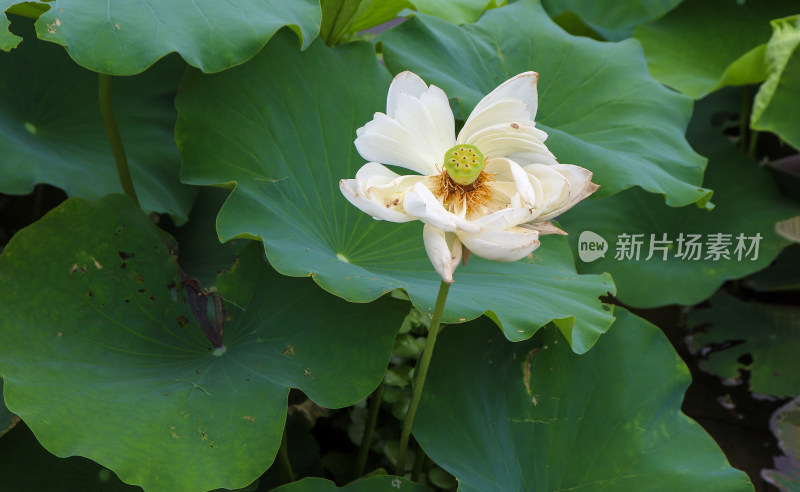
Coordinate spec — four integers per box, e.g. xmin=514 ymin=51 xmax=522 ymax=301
xmin=1 ymin=0 xmax=799 ymax=491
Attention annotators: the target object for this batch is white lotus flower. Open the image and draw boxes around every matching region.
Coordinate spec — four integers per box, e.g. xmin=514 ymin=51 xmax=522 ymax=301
xmin=340 ymin=71 xmax=598 ymax=283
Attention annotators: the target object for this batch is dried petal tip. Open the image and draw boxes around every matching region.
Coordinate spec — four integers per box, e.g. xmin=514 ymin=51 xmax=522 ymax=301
xmin=444 ymin=144 xmax=485 ymax=185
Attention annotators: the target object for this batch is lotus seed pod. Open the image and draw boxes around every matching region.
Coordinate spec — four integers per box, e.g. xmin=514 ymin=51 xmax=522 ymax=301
xmin=444 ymin=144 xmax=485 ymax=186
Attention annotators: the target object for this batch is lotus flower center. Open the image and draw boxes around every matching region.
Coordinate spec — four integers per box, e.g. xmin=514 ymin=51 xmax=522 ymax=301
xmin=444 ymin=144 xmax=485 ymax=186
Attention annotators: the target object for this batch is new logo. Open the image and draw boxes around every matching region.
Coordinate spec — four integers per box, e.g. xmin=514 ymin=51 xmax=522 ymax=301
xmin=578 ymin=231 xmax=608 ymax=262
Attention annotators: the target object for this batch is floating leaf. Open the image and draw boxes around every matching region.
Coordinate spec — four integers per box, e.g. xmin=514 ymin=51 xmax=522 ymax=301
xmin=32 ymin=0 xmax=320 ymax=75
xmin=542 ymin=0 xmax=682 ymax=38
xmin=751 ymin=15 xmax=800 ymax=151
xmin=176 ymin=30 xmax=615 ymax=353
xmin=0 ymin=195 xmax=407 ymax=492
xmin=0 ymin=18 xmax=196 ymax=223
xmin=379 ymin=0 xmax=711 ymax=207
xmin=634 ymin=0 xmax=798 ymax=98
xmin=272 ymin=476 xmax=428 ymax=492
xmin=413 ymin=309 xmax=754 ymax=492
xmin=689 ymin=292 xmax=800 ymax=397
xmin=564 ymin=116 xmax=799 ymax=307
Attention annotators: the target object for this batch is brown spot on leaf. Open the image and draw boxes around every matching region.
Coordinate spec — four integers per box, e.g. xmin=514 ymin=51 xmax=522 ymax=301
xmin=282 ymin=345 xmax=296 ymax=356
xmin=118 ymin=251 xmax=135 ymax=260
xmin=57 ymin=332 xmax=63 ymax=337
xmin=511 ymin=123 xmax=519 ymax=129
xmin=177 ymin=316 xmax=189 ymax=328
xmin=243 ymin=416 xmax=255 ymax=423
xmin=523 ymin=348 xmax=540 ymax=396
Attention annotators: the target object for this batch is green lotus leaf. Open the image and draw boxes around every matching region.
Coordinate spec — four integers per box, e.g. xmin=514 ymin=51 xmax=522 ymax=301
xmin=344 ymin=0 xmax=504 ymax=37
xmin=272 ymin=476 xmax=429 ymax=492
xmin=0 ymin=424 xmax=139 ymax=491
xmin=1 ymin=1 xmax=25 ymax=50
xmin=542 ymin=0 xmax=683 ymax=38
xmin=1 ymin=1 xmax=49 ymax=51
xmin=349 ymin=0 xmax=413 ymax=33
xmin=412 ymin=309 xmax=754 ymax=492
xmin=379 ymin=0 xmax=711 ymax=208
xmin=321 ymin=0 xmax=373 ymax=45
xmin=0 ymin=195 xmax=407 ymax=492
xmin=563 ymin=105 xmax=800 ymax=308
xmin=165 ymin=187 xmax=248 ymax=287
xmin=176 ymin=30 xmax=615 ymax=353
xmin=31 ymin=0 xmax=320 ymax=75
xmin=0 ymin=18 xmax=197 ymax=223
xmin=689 ymin=292 xmax=800 ymax=397
xmin=751 ymin=15 xmax=800 ymax=151
xmin=413 ymin=0 xmax=505 ymax=25
xmin=634 ymin=0 xmax=799 ymax=99
xmin=743 ymin=244 xmax=800 ymax=292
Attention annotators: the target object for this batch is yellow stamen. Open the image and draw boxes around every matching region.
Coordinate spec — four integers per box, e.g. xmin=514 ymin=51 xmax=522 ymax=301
xmin=433 ymin=167 xmax=494 ymax=216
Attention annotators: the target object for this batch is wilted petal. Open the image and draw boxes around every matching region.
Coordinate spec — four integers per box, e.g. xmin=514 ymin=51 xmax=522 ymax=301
xmin=423 ymin=224 xmax=462 ymax=283
xmin=457 ymin=226 xmax=540 ymax=262
xmin=521 ymin=221 xmax=567 ymax=236
xmin=339 ymin=163 xmax=425 ymax=222
xmin=404 ymin=182 xmax=481 ymax=233
xmin=524 ymin=163 xmax=598 ymax=221
xmin=470 ymin=206 xmax=534 ymax=231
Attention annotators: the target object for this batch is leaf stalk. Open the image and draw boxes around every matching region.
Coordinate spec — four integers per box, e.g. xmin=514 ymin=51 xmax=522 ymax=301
xmin=277 ymin=426 xmax=296 ymax=484
xmin=98 ymin=73 xmax=140 ymax=206
xmin=355 ymin=379 xmax=384 ymax=478
xmin=396 ymin=280 xmax=450 ymax=475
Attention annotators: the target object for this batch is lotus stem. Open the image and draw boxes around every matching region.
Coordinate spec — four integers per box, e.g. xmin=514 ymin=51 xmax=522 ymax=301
xmin=98 ymin=73 xmax=139 ymax=206
xmin=396 ymin=280 xmax=451 ymax=475
xmin=277 ymin=426 xmax=295 ymax=484
xmin=355 ymin=380 xmax=384 ymax=478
